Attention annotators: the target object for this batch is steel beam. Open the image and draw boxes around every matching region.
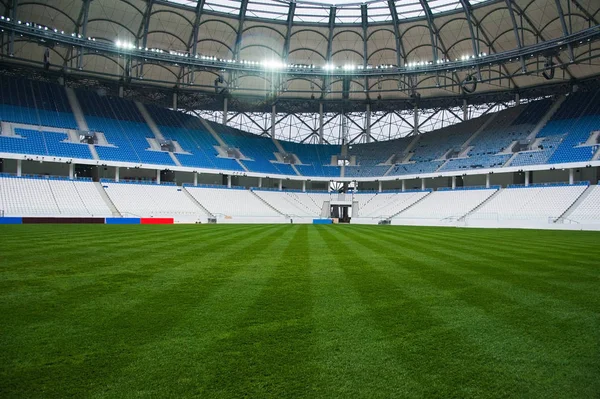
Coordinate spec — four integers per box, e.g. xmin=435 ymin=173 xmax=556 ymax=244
xmin=387 ymin=0 xmax=405 ymax=65
xmin=282 ymin=1 xmax=296 ymax=61
xmin=504 ymin=0 xmax=526 ymax=72
xmin=571 ymin=0 xmax=599 ymax=26
xmin=459 ymin=0 xmax=482 ymax=79
xmin=77 ymin=0 xmax=91 ymax=70
xmin=8 ymin=0 xmax=16 ymax=55
xmin=233 ymin=0 xmax=249 ymax=61
xmin=138 ymin=0 xmax=154 ymax=78
xmin=418 ymin=0 xmax=439 ymax=63
xmin=554 ymin=0 xmax=575 ymax=61
xmin=361 ymin=4 xmax=369 ymax=99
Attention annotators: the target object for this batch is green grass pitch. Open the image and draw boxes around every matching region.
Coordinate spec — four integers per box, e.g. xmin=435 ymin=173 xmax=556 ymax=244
xmin=1 ymin=224 xmax=599 ymax=398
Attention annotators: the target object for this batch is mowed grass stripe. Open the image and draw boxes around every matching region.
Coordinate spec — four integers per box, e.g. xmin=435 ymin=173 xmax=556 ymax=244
xmin=344 ymin=226 xmax=600 ymax=313
xmin=310 ymin=226 xmax=424 ymax=398
xmin=1 ymin=225 xmax=287 ymax=397
xmin=317 ymin=226 xmax=525 ymax=398
xmin=89 ymin=224 xmax=303 ymax=397
xmin=333 ymin=226 xmax=600 ymax=397
xmin=0 ymin=224 xmax=599 ymax=398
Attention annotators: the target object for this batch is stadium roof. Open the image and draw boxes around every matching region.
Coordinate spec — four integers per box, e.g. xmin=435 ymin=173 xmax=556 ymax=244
xmin=1 ymin=0 xmax=599 ymax=104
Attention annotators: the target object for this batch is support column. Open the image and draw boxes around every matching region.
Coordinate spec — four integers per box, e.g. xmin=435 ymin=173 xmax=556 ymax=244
xmin=302 ymin=180 xmax=306 ymax=192
xmin=365 ymin=103 xmax=371 ymax=143
xmin=524 ymin=171 xmax=530 ymax=187
xmin=319 ymin=102 xmax=324 ymax=144
xmin=223 ymin=97 xmax=228 ymax=126
xmin=16 ymin=159 xmax=22 ymax=177
xmin=278 ymin=179 xmax=283 ymax=191
xmin=515 ymin=92 xmax=520 ymax=106
xmin=172 ymin=92 xmax=178 ymax=110
xmin=486 ymin=174 xmax=490 ymax=188
xmin=402 ymin=180 xmax=406 ymax=192
xmin=115 ymin=166 xmax=120 ymax=182
xmin=421 ymin=178 xmax=426 ymax=190
xmin=378 ymin=180 xmax=382 ymax=193
xmin=569 ymin=168 xmax=574 ymax=184
xmin=118 ymin=85 xmax=124 ymax=98
xmin=413 ymin=104 xmax=419 ymax=136
xmin=227 ymin=175 xmax=232 ymax=188
xmin=328 ymin=181 xmax=332 ymax=193
xmin=271 ymin=104 xmax=276 ymax=138
xmin=462 ymin=99 xmax=468 ymax=121
xmin=193 ymin=172 xmax=198 ymax=186
xmin=258 ymin=177 xmax=262 ymax=188
xmin=69 ymin=163 xmax=74 ymax=179
xmin=156 ymin=169 xmax=161 ymax=185
xmin=451 ymin=175 xmax=456 ymax=189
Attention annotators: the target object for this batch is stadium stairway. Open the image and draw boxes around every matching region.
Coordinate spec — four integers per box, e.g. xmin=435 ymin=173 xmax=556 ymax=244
xmin=555 ymin=184 xmax=596 ymax=223
xmin=65 ymin=87 xmax=89 ymax=131
xmin=198 ymin=117 xmax=227 ymax=147
xmin=94 ymin=182 xmax=121 ymax=216
xmin=459 ymin=188 xmax=502 ymax=221
xmin=181 ymin=187 xmax=215 ymax=218
xmin=527 ymin=95 xmax=566 ymax=140
xmin=249 ymin=189 xmax=286 ymax=216
xmin=389 ymin=191 xmax=432 ymax=218
xmin=135 ymin=102 xmax=164 ymax=141
xmin=271 ymin=137 xmax=303 ymax=176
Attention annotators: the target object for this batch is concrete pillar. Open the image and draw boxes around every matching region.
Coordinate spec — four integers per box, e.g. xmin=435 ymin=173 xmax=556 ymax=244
xmin=118 ymin=85 xmax=124 ymax=98
xmin=302 ymin=180 xmax=306 ymax=192
xmin=486 ymin=174 xmax=490 ymax=188
xmin=319 ymin=102 xmax=324 ymax=144
xmin=227 ymin=175 xmax=232 ymax=188
xmin=365 ymin=103 xmax=371 ymax=143
xmin=328 ymin=181 xmax=332 ymax=193
xmin=401 ymin=180 xmax=406 ymax=192
xmin=193 ymin=172 xmax=198 ymax=186
xmin=414 ymin=104 xmax=419 ymax=136
xmin=69 ymin=163 xmax=74 ymax=179
xmin=515 ymin=92 xmax=520 ymax=106
xmin=569 ymin=169 xmax=574 ymax=184
xmin=421 ymin=178 xmax=426 ymax=190
xmin=258 ymin=177 xmax=262 ymax=188
xmin=524 ymin=171 xmax=530 ymax=187
xmin=16 ymin=159 xmax=22 ymax=177
xmin=115 ymin=166 xmax=120 ymax=182
xmin=271 ymin=104 xmax=276 ymax=138
xmin=172 ymin=92 xmax=178 ymax=110
xmin=378 ymin=181 xmax=382 ymax=193
xmin=156 ymin=169 xmax=161 ymax=184
xmin=451 ymin=176 xmax=456 ymax=189
xmin=223 ymin=97 xmax=228 ymax=126
xmin=462 ymin=99 xmax=468 ymax=121
xmin=278 ymin=179 xmax=283 ymax=191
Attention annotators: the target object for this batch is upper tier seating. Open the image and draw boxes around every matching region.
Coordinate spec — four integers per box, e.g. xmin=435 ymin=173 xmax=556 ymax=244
xmin=395 ymin=188 xmax=497 ymax=220
xmin=1 ymin=76 xmax=599 ymax=178
xmin=0 ymin=175 xmax=111 ymax=216
xmin=468 ymin=184 xmax=588 ymax=222
xmin=102 ymin=181 xmax=207 ymax=220
xmin=0 ymin=76 xmax=77 ymax=128
xmin=77 ymin=91 xmax=175 ymax=166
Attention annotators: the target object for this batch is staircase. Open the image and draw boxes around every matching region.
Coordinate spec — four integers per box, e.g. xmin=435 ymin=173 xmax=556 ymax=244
xmin=593 ymin=146 xmax=600 ymax=161
xmin=65 ymin=88 xmax=89 ymax=131
xmin=198 ymin=118 xmax=227 ymax=146
xmin=135 ymin=102 xmax=165 ymax=141
xmin=169 ymin=152 xmax=182 ymax=166
xmin=555 ymin=184 xmax=595 ymax=222
xmin=390 ymin=191 xmax=432 ymax=218
xmin=458 ymin=188 xmax=501 ymax=221
xmin=527 ymin=95 xmax=566 ymax=140
xmin=88 ymin=144 xmax=100 ymax=160
xmin=181 ymin=187 xmax=215 ymax=217
xmin=236 ymin=159 xmax=249 ymax=172
xmin=249 ymin=189 xmax=285 ymax=216
xmin=94 ymin=182 xmax=121 ymax=216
